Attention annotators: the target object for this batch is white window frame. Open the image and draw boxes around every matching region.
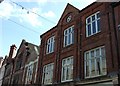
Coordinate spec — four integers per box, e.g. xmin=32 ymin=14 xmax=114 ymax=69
xmin=34 ymin=57 xmax=39 ymax=83
xmin=25 ymin=62 xmax=34 ymax=84
xmin=61 ymin=56 xmax=73 ymax=82
xmin=64 ymin=25 xmax=74 ymax=47
xmin=86 ymin=11 xmax=100 ymax=37
xmin=84 ymin=46 xmax=107 ymax=78
xmin=25 ymin=59 xmax=38 ymax=84
xmin=42 ymin=63 xmax=54 ymax=85
xmin=46 ymin=36 xmax=55 ymax=54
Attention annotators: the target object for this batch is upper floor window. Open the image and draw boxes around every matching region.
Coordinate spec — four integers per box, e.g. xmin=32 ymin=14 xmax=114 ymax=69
xmin=86 ymin=12 xmax=100 ymax=37
xmin=84 ymin=46 xmax=106 ymax=78
xmin=12 ymin=74 xmax=19 ymax=84
xmin=15 ymin=53 xmax=23 ymax=71
xmin=61 ymin=56 xmax=73 ymax=82
xmin=25 ymin=64 xmax=33 ymax=84
xmin=4 ymin=64 xmax=11 ymax=77
xmin=42 ymin=63 xmax=54 ymax=85
xmin=46 ymin=36 xmax=55 ymax=54
xmin=64 ymin=26 xmax=74 ymax=47
xmin=15 ymin=60 xmax=22 ymax=71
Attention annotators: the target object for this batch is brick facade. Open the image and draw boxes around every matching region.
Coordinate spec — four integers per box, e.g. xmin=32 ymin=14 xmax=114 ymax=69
xmin=37 ymin=2 xmax=120 ymax=86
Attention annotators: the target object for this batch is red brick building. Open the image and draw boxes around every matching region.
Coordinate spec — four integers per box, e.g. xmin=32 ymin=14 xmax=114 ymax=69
xmin=37 ymin=2 xmax=120 ymax=86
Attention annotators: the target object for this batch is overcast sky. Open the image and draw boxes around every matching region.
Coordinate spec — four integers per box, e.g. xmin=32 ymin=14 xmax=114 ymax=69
xmin=0 ymin=0 xmax=97 ymax=58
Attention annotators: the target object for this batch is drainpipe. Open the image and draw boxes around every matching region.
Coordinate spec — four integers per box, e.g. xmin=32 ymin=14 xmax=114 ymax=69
xmin=107 ymin=12 xmax=114 ymax=68
xmin=39 ymin=38 xmax=44 ymax=85
xmin=57 ymin=24 xmax=62 ymax=84
xmin=111 ymin=2 xmax=120 ymax=84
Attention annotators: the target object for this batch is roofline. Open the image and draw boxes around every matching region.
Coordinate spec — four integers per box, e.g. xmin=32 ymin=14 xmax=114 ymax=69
xmin=15 ymin=39 xmax=39 ymax=57
xmin=79 ymin=2 xmax=96 ymax=13
xmin=40 ymin=2 xmax=97 ymax=38
xmin=111 ymin=2 xmax=120 ymax=7
xmin=57 ymin=3 xmax=80 ymax=25
xmin=40 ymin=25 xmax=57 ymax=38
xmin=27 ymin=42 xmax=39 ymax=47
xmin=67 ymin=3 xmax=80 ymax=11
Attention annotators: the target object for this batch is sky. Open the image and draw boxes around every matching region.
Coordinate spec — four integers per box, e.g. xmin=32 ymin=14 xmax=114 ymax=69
xmin=0 ymin=0 xmax=97 ymax=58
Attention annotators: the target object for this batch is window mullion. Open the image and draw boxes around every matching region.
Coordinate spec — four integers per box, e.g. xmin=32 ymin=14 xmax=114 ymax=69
xmin=66 ymin=30 xmax=68 ymax=46
xmin=85 ymin=58 xmax=87 ymax=77
xmin=91 ymin=17 xmax=93 ymax=35
xmin=100 ymin=48 xmax=103 ymax=74
xmin=95 ymin=14 xmax=98 ymax=33
xmin=64 ymin=31 xmax=66 ymax=47
xmin=64 ymin=65 xmax=66 ymax=81
xmin=89 ymin=52 xmax=92 ymax=77
xmin=86 ymin=22 xmax=88 ymax=37
xmin=94 ymin=50 xmax=97 ymax=76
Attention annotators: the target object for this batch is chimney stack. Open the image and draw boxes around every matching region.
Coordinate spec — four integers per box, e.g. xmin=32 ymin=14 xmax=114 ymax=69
xmin=8 ymin=44 xmax=17 ymax=59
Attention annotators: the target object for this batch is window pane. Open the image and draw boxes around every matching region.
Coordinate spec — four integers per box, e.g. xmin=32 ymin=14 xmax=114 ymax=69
xmin=70 ymin=58 xmax=73 ymax=65
xmin=64 ymin=35 xmax=67 ymax=46
xmin=102 ymin=58 xmax=106 ymax=74
xmin=64 ymin=29 xmax=68 ymax=46
xmin=62 ymin=59 xmax=65 ymax=66
xmin=66 ymin=67 xmax=69 ymax=80
xmin=50 ymin=43 xmax=52 ymax=52
xmin=97 ymin=13 xmax=100 ymax=18
xmin=72 ymin=29 xmax=74 ymax=44
xmin=96 ymin=49 xmax=100 ymax=57
xmin=69 ymin=28 xmax=72 ymax=33
xmin=91 ymin=59 xmax=95 ymax=76
xmin=101 ymin=47 xmax=105 ymax=57
xmin=92 ymin=15 xmax=95 ymax=21
xmin=68 ymin=34 xmax=71 ymax=45
xmin=91 ymin=50 xmax=94 ymax=59
xmin=101 ymin=47 xmax=106 ymax=74
xmin=86 ymin=52 xmax=89 ymax=60
xmin=62 ymin=67 xmax=65 ymax=81
xmin=67 ymin=58 xmax=70 ymax=64
xmin=88 ymin=24 xmax=91 ymax=36
xmin=70 ymin=65 xmax=73 ymax=79
xmin=64 ymin=30 xmax=67 ymax=35
xmin=86 ymin=61 xmax=89 ymax=77
xmin=97 ymin=19 xmax=100 ymax=32
xmin=92 ymin=21 xmax=96 ymax=34
xmin=87 ymin=18 xmax=91 ymax=23
xmin=96 ymin=58 xmax=101 ymax=75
